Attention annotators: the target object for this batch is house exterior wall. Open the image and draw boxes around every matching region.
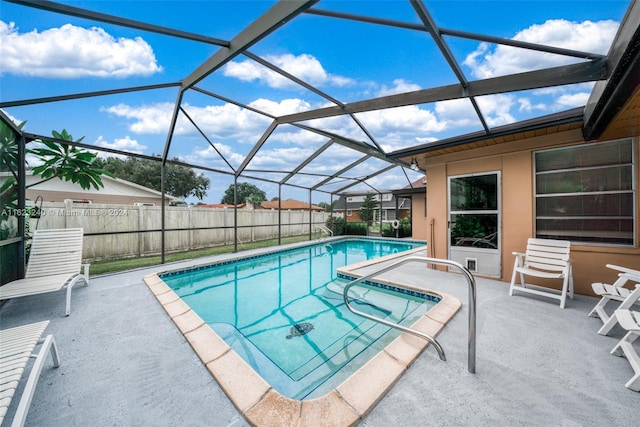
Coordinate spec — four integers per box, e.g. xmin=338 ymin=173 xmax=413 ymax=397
xmin=26 ymin=189 xmax=164 ymax=206
xmin=411 ymin=193 xmax=428 ymax=242
xmin=422 ymin=128 xmax=640 ymax=296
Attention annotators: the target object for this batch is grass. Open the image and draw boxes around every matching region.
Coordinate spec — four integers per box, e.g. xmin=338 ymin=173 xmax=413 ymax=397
xmin=89 ymin=234 xmax=319 ymax=276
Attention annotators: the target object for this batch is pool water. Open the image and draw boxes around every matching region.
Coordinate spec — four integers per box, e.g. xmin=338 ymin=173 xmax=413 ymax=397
xmin=162 ymin=238 xmax=437 ymax=399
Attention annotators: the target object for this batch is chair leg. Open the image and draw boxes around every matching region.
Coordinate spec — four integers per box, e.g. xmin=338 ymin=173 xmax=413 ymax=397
xmin=611 ymin=330 xmax=640 ymax=392
xmin=64 ymin=275 xmax=82 ymax=316
xmin=12 ymin=334 xmax=61 ymax=426
xmin=588 ymin=296 xmax=610 ymax=319
xmin=599 ymin=309 xmax=622 ymax=336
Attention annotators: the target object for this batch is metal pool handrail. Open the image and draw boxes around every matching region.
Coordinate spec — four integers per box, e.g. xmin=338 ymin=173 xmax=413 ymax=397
xmin=342 ymin=255 xmax=477 ymax=373
xmin=316 ymin=225 xmax=333 ymax=237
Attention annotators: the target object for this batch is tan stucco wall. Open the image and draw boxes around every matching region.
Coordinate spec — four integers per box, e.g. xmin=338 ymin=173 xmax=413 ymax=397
xmin=421 ymin=128 xmax=640 ymax=296
xmin=26 ymin=189 xmax=165 ymax=206
xmin=411 ymin=193 xmax=428 ymax=242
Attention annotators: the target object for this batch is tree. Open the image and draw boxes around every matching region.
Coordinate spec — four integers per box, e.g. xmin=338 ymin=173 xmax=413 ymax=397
xmin=1 ymin=125 xmax=111 ymax=240
xmin=93 ymin=156 xmax=210 ymax=200
xmin=220 ymin=182 xmax=266 ymax=205
xmin=359 ymin=194 xmax=377 ymax=226
xmin=1 ymin=126 xmax=112 ymax=211
xmin=317 ymin=201 xmax=336 ymax=212
xmin=28 ymin=129 xmax=112 ymax=191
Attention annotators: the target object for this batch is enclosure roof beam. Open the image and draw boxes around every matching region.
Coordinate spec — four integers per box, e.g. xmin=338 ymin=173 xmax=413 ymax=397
xmin=179 ymin=106 xmax=236 ymax=173
xmin=244 ymin=52 xmax=344 ymax=107
xmin=291 ymin=123 xmax=405 ymax=167
xmin=305 ymin=8 xmax=603 ymax=60
xmin=277 ymin=60 xmax=607 ymax=124
xmin=6 ymin=0 xmax=230 ymax=46
xmin=410 ymin=0 xmax=490 ymax=133
xmin=236 ymin=121 xmax=279 ymax=177
xmin=191 ymin=87 xmax=277 ymax=120
xmin=333 ymin=164 xmax=397 ymax=194
xmin=21 ymin=132 xmax=234 ymax=176
xmin=311 ymin=155 xmax=372 ymax=190
xmin=0 ymin=83 xmax=181 ymax=108
xmin=280 ymin=140 xmax=335 ymax=185
xmin=182 ymin=0 xmax=319 ymax=90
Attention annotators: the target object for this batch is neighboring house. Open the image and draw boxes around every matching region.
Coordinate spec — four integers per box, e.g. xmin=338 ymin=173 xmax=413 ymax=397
xmin=393 ymin=177 xmax=427 ymax=239
xmin=197 ymin=200 xmax=323 ymax=211
xmin=335 ymin=192 xmax=411 ymax=223
xmin=197 ymin=203 xmax=245 ymax=209
xmin=261 ymin=199 xmax=324 ymax=211
xmin=23 ymin=172 xmax=179 ymax=206
xmin=390 ymin=8 xmax=640 ymax=294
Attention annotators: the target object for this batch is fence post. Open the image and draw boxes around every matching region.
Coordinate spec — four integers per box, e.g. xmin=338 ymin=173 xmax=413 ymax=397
xmin=138 ymin=205 xmax=144 ymax=257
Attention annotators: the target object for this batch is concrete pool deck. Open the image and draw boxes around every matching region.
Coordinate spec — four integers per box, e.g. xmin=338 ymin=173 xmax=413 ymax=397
xmin=0 ymin=244 xmax=638 ymax=426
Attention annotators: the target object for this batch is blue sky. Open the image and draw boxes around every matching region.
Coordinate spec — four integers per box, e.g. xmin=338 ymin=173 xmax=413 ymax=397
xmin=0 ymin=0 xmax=632 ymax=203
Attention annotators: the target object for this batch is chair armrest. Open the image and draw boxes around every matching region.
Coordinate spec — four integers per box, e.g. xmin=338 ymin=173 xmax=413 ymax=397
xmin=512 ymin=252 xmax=525 ymax=257
xmin=620 ymin=273 xmax=640 ymax=284
xmin=607 ymin=264 xmax=640 ymax=277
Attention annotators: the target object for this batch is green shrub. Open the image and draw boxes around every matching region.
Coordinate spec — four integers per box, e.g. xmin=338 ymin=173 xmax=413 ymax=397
xmin=326 ymin=216 xmax=346 ymax=235
xmin=346 ymin=222 xmax=367 ymax=235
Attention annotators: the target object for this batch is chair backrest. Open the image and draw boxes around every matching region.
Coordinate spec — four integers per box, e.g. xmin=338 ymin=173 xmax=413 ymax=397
xmin=524 ymin=238 xmax=571 ymax=273
xmin=25 ymin=228 xmax=84 ymax=279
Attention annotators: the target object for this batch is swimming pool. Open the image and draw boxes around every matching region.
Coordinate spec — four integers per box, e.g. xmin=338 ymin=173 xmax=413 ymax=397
xmin=161 ymin=238 xmax=435 ymax=399
xmin=144 ymin=237 xmax=461 ymax=425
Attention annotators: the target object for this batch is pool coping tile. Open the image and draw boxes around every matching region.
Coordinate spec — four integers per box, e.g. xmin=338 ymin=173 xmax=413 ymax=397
xmin=207 ymin=349 xmax=271 ymax=414
xmin=185 ymin=323 xmax=230 ymax=364
xmin=143 ymin=242 xmax=461 ymax=427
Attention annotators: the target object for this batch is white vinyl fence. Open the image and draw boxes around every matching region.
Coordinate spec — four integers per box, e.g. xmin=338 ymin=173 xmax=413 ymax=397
xmin=30 ymin=202 xmax=330 ymax=261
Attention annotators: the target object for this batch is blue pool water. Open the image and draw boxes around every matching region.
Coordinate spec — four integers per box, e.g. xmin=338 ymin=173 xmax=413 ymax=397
xmin=162 ymin=238 xmax=437 ymax=399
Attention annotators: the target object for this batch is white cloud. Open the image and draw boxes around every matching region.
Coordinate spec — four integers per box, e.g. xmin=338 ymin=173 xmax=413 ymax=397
xmin=0 ymin=21 xmax=162 ymax=78
xmin=434 ymin=99 xmax=478 ymax=128
xmin=464 ymin=19 xmax=618 ymax=79
xmin=248 ymin=98 xmax=313 ymax=116
xmin=359 ymin=106 xmax=446 ymax=133
xmin=101 ymin=103 xmax=174 ymax=134
xmin=517 ymin=98 xmax=547 ymax=113
xmin=94 ymin=135 xmax=147 ymax=158
xmin=101 ymin=101 xmax=271 ymax=140
xmin=190 ymin=144 xmax=246 ymax=166
xmin=554 ymin=92 xmax=590 ymax=109
xmin=377 ymin=79 xmax=421 ymax=97
xmin=476 ymin=94 xmax=517 ymax=126
xmin=223 ymin=53 xmax=354 ymax=89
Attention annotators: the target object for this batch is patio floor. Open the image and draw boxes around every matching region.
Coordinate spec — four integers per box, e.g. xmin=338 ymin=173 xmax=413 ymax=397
xmin=0 ymin=247 xmax=638 ymax=426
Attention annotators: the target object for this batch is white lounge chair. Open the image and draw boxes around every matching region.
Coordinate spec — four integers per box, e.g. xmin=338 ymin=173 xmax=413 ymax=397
xmin=610 ymin=309 xmax=640 ymax=392
xmin=509 ymin=238 xmax=574 ymax=308
xmin=0 ymin=228 xmax=89 ymax=316
xmin=0 ymin=321 xmax=61 ymax=426
xmin=588 ymin=264 xmax=640 ymax=335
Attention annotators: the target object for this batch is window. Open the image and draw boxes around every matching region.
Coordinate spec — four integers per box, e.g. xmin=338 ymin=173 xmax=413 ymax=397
xmin=534 ymin=139 xmax=635 ymax=246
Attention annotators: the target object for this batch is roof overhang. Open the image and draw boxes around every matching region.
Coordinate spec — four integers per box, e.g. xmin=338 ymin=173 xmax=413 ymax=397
xmin=389 ymin=107 xmax=584 ymax=165
xmin=583 ymin=0 xmax=640 ymax=141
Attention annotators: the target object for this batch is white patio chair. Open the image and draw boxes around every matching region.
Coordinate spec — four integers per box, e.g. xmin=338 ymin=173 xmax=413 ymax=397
xmin=594 ymin=283 xmax=640 ymax=336
xmin=610 ymin=309 xmax=640 ymax=392
xmin=0 ymin=321 xmax=61 ymax=426
xmin=588 ymin=264 xmax=640 ymax=335
xmin=0 ymin=228 xmax=89 ymax=316
xmin=509 ymin=238 xmax=573 ymax=308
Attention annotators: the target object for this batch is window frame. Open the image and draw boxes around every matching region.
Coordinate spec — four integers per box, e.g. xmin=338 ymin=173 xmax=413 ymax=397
xmin=533 ymin=138 xmax=636 ymax=247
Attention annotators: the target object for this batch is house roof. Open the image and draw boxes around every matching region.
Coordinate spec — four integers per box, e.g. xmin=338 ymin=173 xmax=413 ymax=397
xmin=23 ymin=172 xmax=180 ymax=201
xmin=261 ymin=199 xmax=324 ymax=211
xmin=335 ymin=193 xmax=411 ymax=211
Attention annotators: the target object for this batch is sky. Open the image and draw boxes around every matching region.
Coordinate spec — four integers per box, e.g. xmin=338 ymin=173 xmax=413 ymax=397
xmin=0 ymin=0 xmax=632 ymax=204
